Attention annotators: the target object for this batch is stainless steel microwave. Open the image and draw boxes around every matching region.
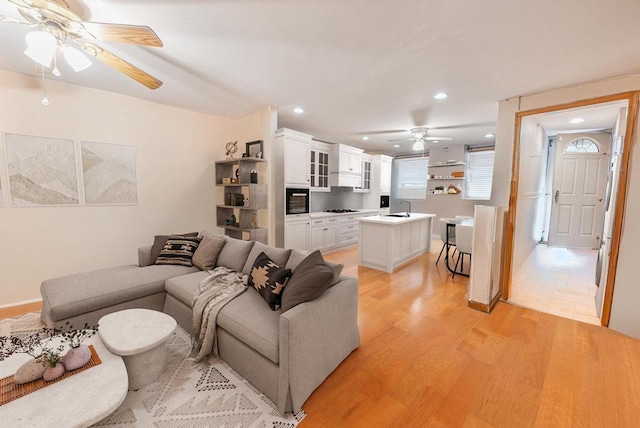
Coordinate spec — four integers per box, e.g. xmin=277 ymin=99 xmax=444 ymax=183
xmin=286 ymin=188 xmax=310 ymax=215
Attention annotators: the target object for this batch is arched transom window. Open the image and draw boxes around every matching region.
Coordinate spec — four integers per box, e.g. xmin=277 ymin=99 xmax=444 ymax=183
xmin=565 ymin=138 xmax=600 ymax=153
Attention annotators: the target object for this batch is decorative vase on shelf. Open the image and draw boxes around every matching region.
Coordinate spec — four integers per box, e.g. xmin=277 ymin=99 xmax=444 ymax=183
xmin=63 ymin=344 xmax=91 ymax=371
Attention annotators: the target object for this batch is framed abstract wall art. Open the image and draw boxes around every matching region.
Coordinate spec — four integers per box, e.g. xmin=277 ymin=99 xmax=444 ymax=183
xmin=4 ymin=133 xmax=79 ymax=206
xmin=81 ymin=141 xmax=138 ymax=205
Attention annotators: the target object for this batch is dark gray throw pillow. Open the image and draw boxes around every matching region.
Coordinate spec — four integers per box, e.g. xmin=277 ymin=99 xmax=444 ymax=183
xmin=155 ymin=236 xmax=202 ymax=266
xmin=150 ymin=232 xmax=198 ymax=264
xmin=281 ymin=250 xmax=334 ymax=313
xmin=249 ymin=252 xmax=291 ymax=311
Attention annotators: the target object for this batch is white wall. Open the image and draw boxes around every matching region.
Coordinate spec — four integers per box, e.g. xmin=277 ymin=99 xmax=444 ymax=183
xmin=512 ymin=118 xmax=548 ymax=271
xmin=491 ymin=73 xmax=640 ymax=339
xmin=0 ymin=71 xmax=272 ymax=306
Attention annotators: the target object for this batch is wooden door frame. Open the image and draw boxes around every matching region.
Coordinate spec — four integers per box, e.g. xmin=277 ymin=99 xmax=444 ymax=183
xmin=502 ymin=91 xmax=639 ymax=326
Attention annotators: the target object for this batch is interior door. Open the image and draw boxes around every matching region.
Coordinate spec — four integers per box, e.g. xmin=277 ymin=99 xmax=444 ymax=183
xmin=548 ymin=137 xmax=610 ymax=248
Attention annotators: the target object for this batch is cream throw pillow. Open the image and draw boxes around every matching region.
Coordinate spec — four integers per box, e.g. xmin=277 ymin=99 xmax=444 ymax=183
xmin=192 ymin=235 xmax=226 ymax=271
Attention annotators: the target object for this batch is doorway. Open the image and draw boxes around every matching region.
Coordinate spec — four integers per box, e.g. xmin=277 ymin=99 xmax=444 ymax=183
xmin=504 ymin=96 xmax=634 ymax=326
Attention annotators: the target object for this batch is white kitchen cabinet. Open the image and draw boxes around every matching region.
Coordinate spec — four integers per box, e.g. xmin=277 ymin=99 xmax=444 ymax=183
xmin=285 ymin=138 xmax=311 ymax=187
xmin=285 ymin=216 xmax=309 ymax=251
xmin=363 ymin=155 xmax=393 ymax=210
xmin=354 ymin=154 xmax=372 ymax=193
xmin=338 ymin=151 xmax=362 ymax=175
xmin=330 ymin=144 xmax=364 ymax=187
xmin=311 ymin=225 xmax=338 ymax=251
xmin=310 ymin=141 xmax=331 ymax=192
xmin=380 ymin=156 xmax=392 ymax=194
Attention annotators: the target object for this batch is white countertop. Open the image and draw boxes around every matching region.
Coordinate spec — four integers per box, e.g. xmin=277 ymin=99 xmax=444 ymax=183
xmin=358 ymin=212 xmax=436 ymax=224
xmin=309 ymin=209 xmax=380 ymax=218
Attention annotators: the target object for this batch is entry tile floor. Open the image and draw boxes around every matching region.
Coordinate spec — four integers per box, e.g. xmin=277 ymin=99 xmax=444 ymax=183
xmin=509 ymin=244 xmax=600 ymax=326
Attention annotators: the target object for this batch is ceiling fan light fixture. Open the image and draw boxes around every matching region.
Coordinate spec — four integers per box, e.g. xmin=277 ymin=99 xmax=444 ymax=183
xmin=62 ymin=45 xmax=92 ymax=72
xmin=412 ymin=139 xmax=425 ymax=151
xmin=24 ymin=31 xmax=57 ymax=67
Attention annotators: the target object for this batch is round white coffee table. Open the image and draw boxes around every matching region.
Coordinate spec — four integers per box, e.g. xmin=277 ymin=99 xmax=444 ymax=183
xmin=0 ymin=335 xmax=127 ymax=427
xmin=98 ymin=309 xmax=177 ymax=391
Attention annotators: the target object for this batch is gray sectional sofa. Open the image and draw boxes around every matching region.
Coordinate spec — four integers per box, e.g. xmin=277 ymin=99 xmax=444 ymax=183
xmin=40 ymin=233 xmax=361 ymax=413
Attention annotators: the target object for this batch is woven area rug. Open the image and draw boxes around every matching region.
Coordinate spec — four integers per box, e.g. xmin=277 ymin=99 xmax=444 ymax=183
xmin=0 ymin=313 xmax=305 ymax=427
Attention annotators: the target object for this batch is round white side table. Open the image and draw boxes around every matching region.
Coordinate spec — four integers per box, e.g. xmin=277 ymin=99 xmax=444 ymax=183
xmin=98 ymin=309 xmax=177 ymax=391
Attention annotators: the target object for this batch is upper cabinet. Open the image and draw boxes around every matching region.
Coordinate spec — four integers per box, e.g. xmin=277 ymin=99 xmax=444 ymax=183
xmin=278 ymin=129 xmax=312 ymax=187
xmin=330 ymin=144 xmax=364 ymax=187
xmin=310 ymin=141 xmax=331 ymax=192
xmin=355 ymin=153 xmax=372 ymax=193
xmin=379 ymin=155 xmax=392 ymax=194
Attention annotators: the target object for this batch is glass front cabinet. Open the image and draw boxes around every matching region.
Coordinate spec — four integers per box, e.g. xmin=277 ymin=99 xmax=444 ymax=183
xmin=310 ymin=142 xmax=331 ymax=192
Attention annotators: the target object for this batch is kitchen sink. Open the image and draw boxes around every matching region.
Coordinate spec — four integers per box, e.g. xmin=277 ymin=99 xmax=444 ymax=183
xmin=385 ymin=213 xmax=411 ymax=218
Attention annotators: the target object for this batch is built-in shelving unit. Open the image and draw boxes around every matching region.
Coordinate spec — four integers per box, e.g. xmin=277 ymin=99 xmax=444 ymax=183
xmin=428 ymin=162 xmax=466 ymax=168
xmin=215 ymin=158 xmax=268 ymax=244
xmin=427 ymin=161 xmax=465 ymax=196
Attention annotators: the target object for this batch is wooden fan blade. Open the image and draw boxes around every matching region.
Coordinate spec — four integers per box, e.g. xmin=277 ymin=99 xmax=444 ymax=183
xmin=79 ymin=22 xmax=163 ymax=47
xmin=82 ymin=43 xmax=162 ymax=89
xmin=425 ymin=136 xmax=453 ymax=141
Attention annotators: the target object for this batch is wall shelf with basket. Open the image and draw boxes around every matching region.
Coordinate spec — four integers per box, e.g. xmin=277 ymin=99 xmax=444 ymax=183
xmin=215 ymin=158 xmax=268 ymax=244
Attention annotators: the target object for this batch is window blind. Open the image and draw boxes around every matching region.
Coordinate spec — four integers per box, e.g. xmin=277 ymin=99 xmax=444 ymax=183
xmin=466 ymin=150 xmax=495 ymax=200
xmin=395 ymin=157 xmax=428 ymax=199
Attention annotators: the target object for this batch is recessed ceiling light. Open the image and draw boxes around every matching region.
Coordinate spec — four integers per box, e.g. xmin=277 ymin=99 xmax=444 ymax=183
xmin=393 ymin=144 xmax=400 ymax=148
xmin=293 ymin=107 xmax=304 ymax=114
xmin=484 ymin=133 xmax=494 ymax=138
xmin=434 ymin=92 xmax=448 ymax=99
xmin=569 ymin=118 xmax=584 ymax=124
xmin=432 ymin=140 xmax=439 ymax=144
xmin=362 ymin=136 xmax=369 ymax=140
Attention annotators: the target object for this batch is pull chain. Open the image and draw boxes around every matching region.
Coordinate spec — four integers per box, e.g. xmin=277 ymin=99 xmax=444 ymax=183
xmin=41 ymin=67 xmax=49 ymax=106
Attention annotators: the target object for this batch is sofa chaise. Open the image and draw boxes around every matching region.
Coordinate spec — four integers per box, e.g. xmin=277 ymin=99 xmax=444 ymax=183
xmin=40 ymin=233 xmax=361 ymax=413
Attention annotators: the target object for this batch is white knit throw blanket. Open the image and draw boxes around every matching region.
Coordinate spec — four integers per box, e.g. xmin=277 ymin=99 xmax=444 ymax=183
xmin=190 ymin=266 xmax=248 ymax=361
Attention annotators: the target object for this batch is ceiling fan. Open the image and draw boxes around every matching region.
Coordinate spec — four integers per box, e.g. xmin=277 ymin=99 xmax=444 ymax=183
xmin=389 ymin=127 xmax=453 ymax=151
xmin=0 ymin=0 xmax=163 ymax=89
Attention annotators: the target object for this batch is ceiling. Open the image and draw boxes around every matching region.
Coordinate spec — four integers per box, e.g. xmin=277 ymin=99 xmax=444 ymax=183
xmin=1 ymin=0 xmax=640 ymax=156
xmin=533 ymin=101 xmax=627 ymax=137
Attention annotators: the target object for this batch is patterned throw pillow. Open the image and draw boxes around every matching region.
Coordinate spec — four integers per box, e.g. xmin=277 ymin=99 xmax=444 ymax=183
xmin=249 ymin=252 xmax=292 ymax=310
xmin=155 ymin=236 xmax=202 ymax=266
xmin=149 ymin=232 xmax=198 ymax=264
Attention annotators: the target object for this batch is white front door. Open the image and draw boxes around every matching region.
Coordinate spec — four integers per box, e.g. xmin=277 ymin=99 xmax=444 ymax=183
xmin=548 ymin=137 xmax=610 ymax=249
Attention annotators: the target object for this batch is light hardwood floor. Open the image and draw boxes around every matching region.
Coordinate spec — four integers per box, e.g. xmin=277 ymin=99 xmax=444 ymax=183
xmin=3 ymin=245 xmax=640 ymax=427
xmin=300 ymin=244 xmax=640 ymax=427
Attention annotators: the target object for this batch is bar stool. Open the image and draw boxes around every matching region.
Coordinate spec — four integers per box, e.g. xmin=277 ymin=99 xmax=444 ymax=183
xmin=436 ymin=217 xmax=463 ymax=265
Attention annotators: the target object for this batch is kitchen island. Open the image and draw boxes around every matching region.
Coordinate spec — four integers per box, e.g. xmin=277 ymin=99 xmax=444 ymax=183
xmin=358 ymin=213 xmax=435 ymax=273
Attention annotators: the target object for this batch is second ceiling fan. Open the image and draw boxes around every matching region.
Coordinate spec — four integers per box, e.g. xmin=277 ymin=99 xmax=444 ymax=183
xmin=389 ymin=127 xmax=453 ymax=151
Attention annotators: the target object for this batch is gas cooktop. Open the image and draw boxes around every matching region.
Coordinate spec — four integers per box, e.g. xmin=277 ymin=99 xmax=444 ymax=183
xmin=325 ymin=209 xmax=359 ymax=213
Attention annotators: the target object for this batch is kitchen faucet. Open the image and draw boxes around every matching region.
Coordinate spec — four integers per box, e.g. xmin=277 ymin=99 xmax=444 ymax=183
xmin=400 ymin=200 xmax=411 ymax=217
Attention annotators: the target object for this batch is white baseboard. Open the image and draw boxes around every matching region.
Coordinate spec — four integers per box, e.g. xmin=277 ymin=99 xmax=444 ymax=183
xmin=0 ymin=297 xmax=42 ymax=309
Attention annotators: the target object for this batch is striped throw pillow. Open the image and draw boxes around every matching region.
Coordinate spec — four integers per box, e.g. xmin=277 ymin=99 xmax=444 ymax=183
xmin=155 ymin=236 xmax=202 ymax=266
